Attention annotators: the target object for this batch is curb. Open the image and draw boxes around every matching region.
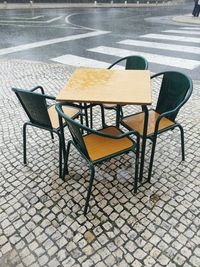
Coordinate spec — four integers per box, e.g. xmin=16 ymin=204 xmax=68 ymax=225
xmin=0 ymin=2 xmax=183 ymax=9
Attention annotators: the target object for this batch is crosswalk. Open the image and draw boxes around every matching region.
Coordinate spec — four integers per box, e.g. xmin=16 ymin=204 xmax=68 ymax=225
xmin=51 ymin=26 xmax=200 ymax=71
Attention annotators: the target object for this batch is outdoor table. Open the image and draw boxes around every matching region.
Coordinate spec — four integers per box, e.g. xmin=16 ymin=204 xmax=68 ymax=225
xmin=56 ymin=68 xmax=152 ymax=181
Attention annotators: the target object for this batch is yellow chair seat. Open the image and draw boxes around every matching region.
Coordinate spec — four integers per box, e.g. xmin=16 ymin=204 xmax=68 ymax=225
xmin=122 ymin=110 xmax=175 ymax=136
xmin=83 ymin=126 xmax=134 ymax=161
xmin=48 ymin=105 xmax=79 ymax=129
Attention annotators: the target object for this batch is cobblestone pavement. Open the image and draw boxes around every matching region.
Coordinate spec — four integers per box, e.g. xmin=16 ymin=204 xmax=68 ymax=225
xmin=0 ymin=59 xmax=200 ymax=267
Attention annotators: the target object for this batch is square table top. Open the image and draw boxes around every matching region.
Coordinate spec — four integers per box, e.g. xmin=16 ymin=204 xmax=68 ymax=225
xmin=56 ymin=68 xmax=152 ymax=105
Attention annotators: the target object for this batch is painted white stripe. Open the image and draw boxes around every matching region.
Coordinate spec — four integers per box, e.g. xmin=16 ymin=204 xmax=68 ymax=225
xmin=181 ymin=27 xmax=200 ymax=31
xmin=31 ymin=16 xmax=44 ymax=20
xmin=0 ymin=15 xmax=44 ymax=20
xmin=65 ymin=13 xmax=97 ymax=31
xmin=141 ymin=34 xmax=200 ymax=44
xmin=46 ymin=16 xmax=63 ymax=23
xmin=51 ymin=54 xmax=110 ymax=68
xmin=0 ymin=20 xmax=46 ymax=23
xmin=118 ymin=39 xmax=200 ymax=55
xmin=88 ymin=46 xmax=200 ymax=70
xmin=164 ymin=30 xmax=200 ymax=35
xmin=51 ymin=54 xmax=123 ymax=69
xmin=0 ymin=31 xmax=110 ymax=56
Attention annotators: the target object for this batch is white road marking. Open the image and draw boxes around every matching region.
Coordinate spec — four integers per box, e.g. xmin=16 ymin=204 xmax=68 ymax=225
xmin=141 ymin=34 xmax=200 ymax=44
xmin=118 ymin=39 xmax=200 ymax=54
xmin=88 ymin=46 xmax=200 ymax=69
xmin=51 ymin=54 xmax=123 ymax=68
xmin=31 ymin=16 xmax=44 ymax=20
xmin=0 ymin=23 xmax=80 ymax=29
xmin=46 ymin=16 xmax=63 ymax=23
xmin=0 ymin=31 xmax=110 ymax=56
xmin=4 ymin=16 xmax=44 ymax=20
xmin=0 ymin=20 xmax=45 ymax=23
xmin=0 ymin=15 xmax=44 ymax=20
xmin=0 ymin=16 xmax=61 ymax=24
xmin=65 ymin=13 xmax=99 ymax=31
xmin=0 ymin=14 xmax=44 ymax=19
xmin=181 ymin=27 xmax=200 ymax=31
xmin=163 ymin=30 xmax=200 ymax=35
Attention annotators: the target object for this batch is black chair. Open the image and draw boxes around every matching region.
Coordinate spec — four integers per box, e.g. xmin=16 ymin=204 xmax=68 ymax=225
xmin=121 ymin=71 xmax=193 ymax=182
xmin=12 ymin=86 xmax=80 ymax=178
xmin=56 ymin=103 xmax=140 ymax=215
xmin=103 ymin=55 xmax=149 ymax=125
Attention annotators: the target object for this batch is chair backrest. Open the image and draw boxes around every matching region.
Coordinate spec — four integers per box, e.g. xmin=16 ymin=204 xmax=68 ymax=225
xmin=56 ymin=104 xmax=90 ymax=159
xmin=125 ymin=56 xmax=148 ymax=70
xmin=108 ymin=55 xmax=148 ymax=70
xmin=12 ymin=88 xmax=52 ymax=128
xmin=155 ymin=71 xmax=193 ymax=121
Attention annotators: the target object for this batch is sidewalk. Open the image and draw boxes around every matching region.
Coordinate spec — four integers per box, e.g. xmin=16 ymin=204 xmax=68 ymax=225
xmin=173 ymin=13 xmax=200 ymax=24
xmin=0 ymin=58 xmax=200 ymax=267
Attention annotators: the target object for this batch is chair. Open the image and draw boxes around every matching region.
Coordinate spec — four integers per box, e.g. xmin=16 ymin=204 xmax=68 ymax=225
xmin=121 ymin=71 xmax=193 ymax=182
xmin=56 ymin=103 xmax=140 ymax=215
xmin=103 ymin=55 xmax=149 ymax=125
xmin=12 ymin=86 xmax=80 ymax=178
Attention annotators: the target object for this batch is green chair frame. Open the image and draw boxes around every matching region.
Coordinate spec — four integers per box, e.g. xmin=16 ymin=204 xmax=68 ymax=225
xmin=12 ymin=86 xmax=80 ymax=178
xmin=56 ymin=103 xmax=140 ymax=215
xmin=121 ymin=71 xmax=193 ymax=182
xmin=103 ymin=55 xmax=149 ymax=126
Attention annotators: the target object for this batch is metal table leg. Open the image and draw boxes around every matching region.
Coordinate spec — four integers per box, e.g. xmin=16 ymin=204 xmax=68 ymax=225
xmin=116 ymin=104 xmax=120 ymax=128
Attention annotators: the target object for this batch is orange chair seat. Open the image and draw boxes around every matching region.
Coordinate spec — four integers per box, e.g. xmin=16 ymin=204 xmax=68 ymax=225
xmin=48 ymin=105 xmax=79 ymax=129
xmin=83 ymin=126 xmax=134 ymax=161
xmin=122 ymin=110 xmax=175 ymax=136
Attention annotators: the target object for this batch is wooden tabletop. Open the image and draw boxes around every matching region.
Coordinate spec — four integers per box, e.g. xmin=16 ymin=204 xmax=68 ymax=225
xmin=56 ymin=68 xmax=152 ymax=105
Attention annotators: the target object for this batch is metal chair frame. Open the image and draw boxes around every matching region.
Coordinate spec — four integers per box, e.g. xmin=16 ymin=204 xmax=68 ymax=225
xmin=56 ymin=103 xmax=140 ymax=215
xmin=121 ymin=71 xmax=193 ymax=182
xmin=12 ymin=86 xmax=80 ymax=178
xmin=103 ymin=55 xmax=149 ymax=126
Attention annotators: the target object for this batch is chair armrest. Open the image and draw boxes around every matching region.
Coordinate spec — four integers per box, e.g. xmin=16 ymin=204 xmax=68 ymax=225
xmin=87 ymin=128 xmax=139 ymax=140
xmin=44 ymin=94 xmax=56 ymax=101
xmin=56 ymin=103 xmax=139 ymax=139
xmin=154 ymin=108 xmax=182 ymax=134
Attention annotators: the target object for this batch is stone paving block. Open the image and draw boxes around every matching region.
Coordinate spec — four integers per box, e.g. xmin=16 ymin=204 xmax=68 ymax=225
xmin=0 ymin=59 xmax=200 ymax=267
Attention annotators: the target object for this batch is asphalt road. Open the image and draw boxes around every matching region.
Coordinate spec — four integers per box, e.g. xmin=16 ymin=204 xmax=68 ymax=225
xmin=0 ymin=3 xmax=199 ymax=79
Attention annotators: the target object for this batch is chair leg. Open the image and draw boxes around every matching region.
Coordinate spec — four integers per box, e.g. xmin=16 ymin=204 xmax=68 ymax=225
xmin=116 ymin=105 xmax=121 ymax=127
xmin=50 ymin=132 xmax=54 ymax=140
xmin=84 ymin=164 xmax=95 ymax=215
xmin=84 ymin=104 xmax=89 ymax=127
xmin=58 ymin=133 xmax=63 ymax=179
xmin=139 ymin=106 xmax=149 ymax=182
xmin=23 ymin=123 xmax=28 ymax=165
xmin=134 ymin=138 xmax=140 ymax=193
xmin=177 ymin=125 xmax=185 ymax=161
xmin=147 ymin=137 xmax=157 ymax=182
xmin=100 ymin=105 xmax=106 ymax=128
xmin=90 ymin=106 xmax=93 ymax=129
xmin=80 ymin=110 xmax=84 ymax=134
xmin=120 ymin=106 xmax=124 ymax=120
xmin=63 ymin=141 xmax=71 ymax=180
